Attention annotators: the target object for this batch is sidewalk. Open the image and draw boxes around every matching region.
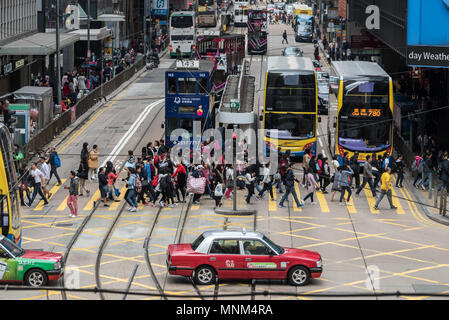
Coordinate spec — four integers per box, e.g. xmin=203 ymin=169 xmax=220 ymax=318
xmin=403 ymin=170 xmax=449 ymax=226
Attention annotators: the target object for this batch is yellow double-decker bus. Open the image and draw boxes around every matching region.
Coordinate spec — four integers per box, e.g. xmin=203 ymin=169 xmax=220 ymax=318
xmin=0 ymin=123 xmax=22 ymax=246
xmin=327 ymin=61 xmax=394 ymax=164
xmin=263 ymin=56 xmax=318 ymax=158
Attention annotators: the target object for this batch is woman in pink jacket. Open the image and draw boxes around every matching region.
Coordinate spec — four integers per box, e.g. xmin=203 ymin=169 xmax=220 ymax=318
xmin=301 ymin=169 xmax=319 ymax=206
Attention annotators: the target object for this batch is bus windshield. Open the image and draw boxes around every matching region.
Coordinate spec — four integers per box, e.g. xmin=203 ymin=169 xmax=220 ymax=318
xmin=266 ymin=72 xmax=316 ymax=112
xmin=171 ymin=15 xmax=194 ymax=28
xmin=338 ymin=78 xmax=392 ymax=151
xmin=265 ymin=113 xmax=315 ymax=140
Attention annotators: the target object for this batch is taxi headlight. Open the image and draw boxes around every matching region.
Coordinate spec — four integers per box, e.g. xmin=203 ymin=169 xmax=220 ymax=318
xmin=316 ymin=259 xmax=322 ymax=268
xmin=54 ymin=262 xmax=61 ymax=270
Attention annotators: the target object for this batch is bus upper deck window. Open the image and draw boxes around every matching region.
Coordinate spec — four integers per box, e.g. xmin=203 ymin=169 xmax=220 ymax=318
xmin=178 ymin=78 xmax=197 ymax=94
xmin=168 ymin=77 xmax=177 ymax=94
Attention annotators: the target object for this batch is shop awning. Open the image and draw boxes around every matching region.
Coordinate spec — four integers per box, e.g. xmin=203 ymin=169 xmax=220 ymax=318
xmin=96 ymin=14 xmax=126 ymax=22
xmin=0 ymin=32 xmax=80 ymax=56
xmin=68 ymin=27 xmax=113 ymax=41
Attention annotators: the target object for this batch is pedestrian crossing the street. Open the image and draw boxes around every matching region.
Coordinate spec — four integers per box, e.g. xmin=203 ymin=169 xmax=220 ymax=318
xmin=23 ymin=181 xmax=412 ymax=216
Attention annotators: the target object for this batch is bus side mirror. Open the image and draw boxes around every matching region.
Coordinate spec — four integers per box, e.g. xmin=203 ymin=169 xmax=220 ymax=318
xmin=259 ymin=115 xmax=263 ymax=122
xmin=318 ymin=117 xmax=321 ymax=123
xmin=161 ymin=123 xmax=165 ymax=129
xmin=333 ymin=122 xmax=336 ymax=128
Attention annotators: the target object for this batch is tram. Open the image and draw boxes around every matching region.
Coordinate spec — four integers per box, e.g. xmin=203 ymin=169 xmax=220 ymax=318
xmin=247 ymin=9 xmax=268 ymax=55
xmin=196 ymin=34 xmax=245 ymax=93
xmin=165 ymin=60 xmax=216 ymax=148
xmin=0 ymin=123 xmax=22 ymax=246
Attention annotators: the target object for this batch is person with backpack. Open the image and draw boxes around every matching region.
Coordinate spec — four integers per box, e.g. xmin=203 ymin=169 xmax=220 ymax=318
xmin=308 ymin=155 xmax=319 ymax=183
xmin=395 ymin=154 xmax=405 ymax=188
xmin=412 ymin=153 xmax=424 ymax=188
xmin=279 ymin=163 xmax=301 ymax=209
xmin=301 ymin=168 xmax=319 ymax=206
xmin=26 ymin=162 xmax=49 ymax=208
xmin=88 ymin=144 xmax=99 ymax=181
xmin=355 ymin=155 xmax=377 ymax=198
xmin=93 ymin=167 xmax=109 ymax=207
xmin=172 ymin=162 xmax=187 ymax=203
xmin=257 ymin=163 xmax=274 ymax=201
xmin=106 ymin=162 xmax=120 ymax=202
xmin=339 ymin=165 xmax=354 ymax=206
xmin=213 ymin=180 xmax=224 ymax=208
xmin=245 ymin=168 xmax=256 ymax=205
xmin=125 ymin=167 xmax=138 ymax=212
xmin=420 ymin=153 xmax=434 ymax=190
xmin=321 ymin=157 xmax=331 ymax=194
xmin=48 ymin=146 xmax=62 ymax=185
xmin=350 ymin=152 xmax=360 ymax=189
xmin=331 ymin=166 xmax=342 ymax=201
xmin=159 ymin=166 xmax=175 ymax=207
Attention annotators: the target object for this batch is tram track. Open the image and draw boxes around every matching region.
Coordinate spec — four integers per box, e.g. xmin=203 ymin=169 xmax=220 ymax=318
xmin=61 ymin=101 xmax=164 ymax=300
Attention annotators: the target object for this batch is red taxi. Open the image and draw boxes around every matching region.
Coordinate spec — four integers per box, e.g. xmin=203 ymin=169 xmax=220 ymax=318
xmin=167 ymin=230 xmax=322 ymax=286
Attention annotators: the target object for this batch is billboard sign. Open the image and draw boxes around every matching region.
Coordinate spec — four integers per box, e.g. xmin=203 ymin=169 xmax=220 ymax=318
xmin=407 ymin=0 xmax=449 ymax=67
xmin=153 ymin=0 xmax=168 ymax=16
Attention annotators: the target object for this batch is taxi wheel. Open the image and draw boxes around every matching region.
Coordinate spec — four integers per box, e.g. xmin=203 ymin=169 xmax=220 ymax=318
xmin=194 ymin=265 xmax=216 ymax=285
xmin=25 ymin=269 xmax=48 ymax=287
xmin=288 ymin=266 xmax=310 ymax=286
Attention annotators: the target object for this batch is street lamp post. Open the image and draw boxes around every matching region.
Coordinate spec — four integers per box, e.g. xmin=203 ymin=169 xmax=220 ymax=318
xmin=56 ymin=0 xmax=61 ymax=106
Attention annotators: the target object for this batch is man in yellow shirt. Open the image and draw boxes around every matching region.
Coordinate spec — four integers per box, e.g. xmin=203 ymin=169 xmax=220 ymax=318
xmin=374 ymin=167 xmax=397 ymax=210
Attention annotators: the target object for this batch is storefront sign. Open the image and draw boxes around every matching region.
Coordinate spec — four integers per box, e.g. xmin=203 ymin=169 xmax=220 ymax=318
xmin=4 ymin=63 xmax=13 ymax=75
xmin=407 ymin=0 xmax=449 ymax=67
xmin=152 ymin=0 xmax=168 ymax=15
xmin=407 ymin=46 xmax=449 ymax=68
xmin=15 ymin=59 xmax=25 ymax=69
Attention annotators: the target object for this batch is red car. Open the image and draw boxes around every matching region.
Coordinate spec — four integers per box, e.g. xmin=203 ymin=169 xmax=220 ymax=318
xmin=167 ymin=230 xmax=322 ymax=286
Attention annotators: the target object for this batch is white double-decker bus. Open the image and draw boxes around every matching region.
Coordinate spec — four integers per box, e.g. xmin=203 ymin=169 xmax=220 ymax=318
xmin=169 ymin=11 xmax=196 ymax=58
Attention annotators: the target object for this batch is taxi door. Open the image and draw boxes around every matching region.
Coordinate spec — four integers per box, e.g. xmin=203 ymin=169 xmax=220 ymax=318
xmin=207 ymin=239 xmax=247 ymax=279
xmin=242 ymin=240 xmax=284 ymax=279
xmin=0 ymin=246 xmax=18 ymax=283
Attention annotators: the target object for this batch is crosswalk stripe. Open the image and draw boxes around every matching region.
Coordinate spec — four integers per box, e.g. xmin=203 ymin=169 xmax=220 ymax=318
xmin=83 ymin=189 xmax=101 ymax=211
xmin=34 ymin=179 xmax=67 ymax=211
xmin=294 ymin=184 xmax=302 ymax=211
xmin=390 ymin=187 xmax=405 ymax=214
xmin=109 ymin=185 xmax=127 ymax=210
xmin=269 ymin=189 xmax=277 ymax=211
xmin=345 ymin=190 xmax=357 ymax=214
xmin=363 ymin=188 xmax=380 ymax=214
xmin=56 ymin=195 xmax=69 ymax=211
xmin=315 ymin=190 xmax=330 ymax=213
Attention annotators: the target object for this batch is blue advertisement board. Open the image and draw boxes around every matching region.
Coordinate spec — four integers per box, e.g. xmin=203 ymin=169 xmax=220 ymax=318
xmin=407 ymin=0 xmax=449 ymax=67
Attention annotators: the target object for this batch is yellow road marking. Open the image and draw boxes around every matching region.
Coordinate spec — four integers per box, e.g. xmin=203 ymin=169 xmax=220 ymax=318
xmin=56 ymin=195 xmax=69 ymax=211
xmin=293 ymin=184 xmax=301 ymax=211
xmin=390 ymin=187 xmax=405 ymax=214
xmin=109 ymin=185 xmax=127 ymax=210
xmin=34 ymin=179 xmax=67 ymax=211
xmin=363 ymin=187 xmax=379 ymax=214
xmin=269 ymin=189 xmax=277 ymax=211
xmin=315 ymin=190 xmax=330 ymax=212
xmin=83 ymin=189 xmax=101 ymax=211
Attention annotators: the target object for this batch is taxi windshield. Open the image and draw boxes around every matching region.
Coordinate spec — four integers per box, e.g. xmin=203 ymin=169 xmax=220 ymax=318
xmin=0 ymin=237 xmax=25 ymax=257
xmin=262 ymin=236 xmax=284 ymax=254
